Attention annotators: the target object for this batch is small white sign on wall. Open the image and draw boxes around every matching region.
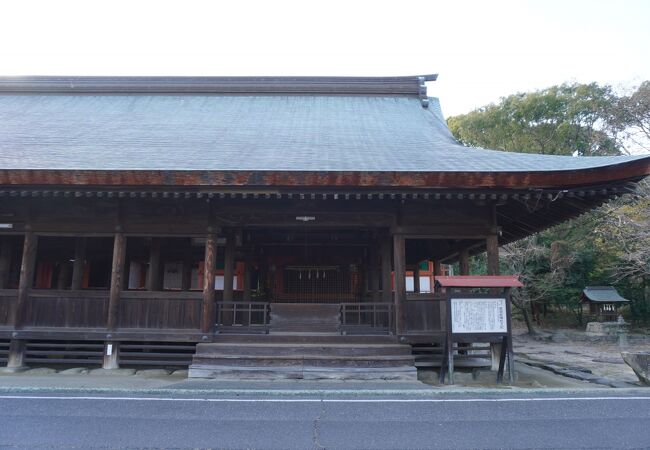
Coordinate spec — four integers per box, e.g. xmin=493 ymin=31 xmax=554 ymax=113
xmin=451 ymin=298 xmax=508 ymax=333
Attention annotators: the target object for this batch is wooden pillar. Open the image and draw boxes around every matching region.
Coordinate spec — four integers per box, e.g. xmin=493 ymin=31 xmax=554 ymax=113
xmin=412 ymin=264 xmax=420 ymax=294
xmin=393 ymin=234 xmax=406 ymax=335
xmin=106 ymin=233 xmax=126 ymax=331
xmin=459 ymin=248 xmax=470 ymax=276
xmin=0 ymin=236 xmax=14 ymax=289
xmin=56 ymin=262 xmax=71 ymax=290
xmin=486 ymin=235 xmax=500 ymax=275
xmin=369 ymin=243 xmax=380 ymax=302
xmin=380 ymin=237 xmax=392 ymax=303
xmin=223 ymin=233 xmax=235 ymax=303
xmin=71 ymin=237 xmax=87 ymax=290
xmin=487 ymin=205 xmax=503 ymax=371
xmin=6 ymin=339 xmax=27 ymax=371
xmin=487 ymin=203 xmax=500 ymax=276
xmin=201 ymin=232 xmax=217 ymax=333
xmin=242 ymin=252 xmax=252 ymax=302
xmin=102 ymin=341 xmax=120 ymax=370
xmin=14 ymin=231 xmax=37 ymax=328
xmin=146 ymin=237 xmax=162 ymax=291
xmin=7 ymin=232 xmax=37 ymax=370
xmin=181 ymin=239 xmax=193 ymax=291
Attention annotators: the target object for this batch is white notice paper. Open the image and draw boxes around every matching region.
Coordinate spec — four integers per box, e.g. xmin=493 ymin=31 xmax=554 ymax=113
xmin=451 ymin=298 xmax=508 ymax=333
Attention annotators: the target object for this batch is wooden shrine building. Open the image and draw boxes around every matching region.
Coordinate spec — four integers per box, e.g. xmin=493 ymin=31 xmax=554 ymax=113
xmin=0 ymin=75 xmax=648 ymax=380
xmin=582 ymin=286 xmax=631 ymax=322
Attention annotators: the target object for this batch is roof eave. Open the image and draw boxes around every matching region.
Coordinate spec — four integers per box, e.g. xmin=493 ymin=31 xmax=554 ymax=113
xmin=0 ymin=158 xmax=647 ymax=189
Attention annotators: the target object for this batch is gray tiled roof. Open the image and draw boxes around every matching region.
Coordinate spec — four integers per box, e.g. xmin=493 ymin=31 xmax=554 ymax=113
xmin=583 ymin=286 xmax=630 ymax=303
xmin=0 ymin=93 xmax=647 ymax=172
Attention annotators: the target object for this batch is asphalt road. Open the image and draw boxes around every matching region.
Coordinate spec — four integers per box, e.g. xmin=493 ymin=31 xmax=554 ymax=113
xmin=1 ymin=393 xmax=649 ymax=449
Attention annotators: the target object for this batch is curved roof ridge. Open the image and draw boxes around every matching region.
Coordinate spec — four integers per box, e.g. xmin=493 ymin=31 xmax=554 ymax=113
xmin=0 ymin=75 xmax=438 ymax=96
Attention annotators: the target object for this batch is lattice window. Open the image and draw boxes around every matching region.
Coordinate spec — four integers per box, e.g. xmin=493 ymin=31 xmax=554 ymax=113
xmin=282 ymin=265 xmax=360 ymax=303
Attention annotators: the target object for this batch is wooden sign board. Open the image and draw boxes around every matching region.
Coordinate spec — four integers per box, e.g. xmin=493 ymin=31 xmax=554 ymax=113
xmin=450 ymin=298 xmax=508 ymax=334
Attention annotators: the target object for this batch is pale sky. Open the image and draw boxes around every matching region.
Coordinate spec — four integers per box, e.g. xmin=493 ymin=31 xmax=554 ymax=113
xmin=0 ymin=0 xmax=648 ymax=117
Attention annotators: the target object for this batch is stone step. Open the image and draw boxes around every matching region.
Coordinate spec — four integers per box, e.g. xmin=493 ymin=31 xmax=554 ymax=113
xmin=269 ymin=325 xmax=341 ymax=333
xmin=189 ymin=335 xmax=416 ymax=381
xmin=195 ymin=343 xmax=412 ymax=357
xmin=188 ymin=365 xmax=418 ymax=381
xmin=213 ymin=334 xmax=398 ymax=344
xmin=192 ymin=354 xmax=415 ymax=368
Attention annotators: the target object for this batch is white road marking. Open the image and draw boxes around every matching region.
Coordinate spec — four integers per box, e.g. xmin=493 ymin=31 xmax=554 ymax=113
xmin=0 ymin=395 xmax=648 ymax=403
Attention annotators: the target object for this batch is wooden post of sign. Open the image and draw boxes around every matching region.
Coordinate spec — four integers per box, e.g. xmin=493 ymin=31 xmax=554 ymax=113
xmin=7 ymin=231 xmax=37 ymax=370
xmin=392 ymin=235 xmax=406 ymax=335
xmin=459 ymin=248 xmax=470 ymax=276
xmin=504 ymin=287 xmax=516 ymax=383
xmin=201 ymin=232 xmax=217 ymax=334
xmin=380 ymin=237 xmax=392 ymax=304
xmin=71 ymin=237 xmax=87 ymax=291
xmin=146 ymin=237 xmax=162 ymax=291
xmin=0 ymin=236 xmax=14 ymax=289
xmin=440 ymin=292 xmax=454 ymax=384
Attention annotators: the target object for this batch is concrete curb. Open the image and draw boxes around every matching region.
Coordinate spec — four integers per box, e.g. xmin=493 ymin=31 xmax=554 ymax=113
xmin=0 ymin=385 xmax=649 ymax=397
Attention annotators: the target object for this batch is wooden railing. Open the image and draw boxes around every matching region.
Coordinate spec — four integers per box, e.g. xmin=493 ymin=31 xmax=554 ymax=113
xmin=13 ymin=290 xmax=202 ymax=330
xmin=340 ymin=302 xmax=393 ymax=334
xmin=0 ymin=289 xmax=17 ymax=326
xmin=216 ymin=301 xmax=270 ymax=331
xmin=404 ymin=293 xmax=447 ymax=335
xmin=118 ymin=291 xmax=202 ymax=330
xmin=24 ymin=290 xmax=109 ymax=328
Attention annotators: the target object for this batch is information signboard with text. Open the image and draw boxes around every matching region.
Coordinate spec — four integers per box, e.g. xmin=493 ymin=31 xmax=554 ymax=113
xmin=450 ymin=298 xmax=508 ymax=334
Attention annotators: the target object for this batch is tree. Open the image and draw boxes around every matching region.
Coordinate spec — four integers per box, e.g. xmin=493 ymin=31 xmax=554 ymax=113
xmin=610 ymin=81 xmax=650 ymax=153
xmin=592 ymin=180 xmax=650 ymax=323
xmin=448 ymin=83 xmax=621 ymax=156
xmin=501 ymin=237 xmax=553 ymax=334
xmin=447 ymin=81 xmax=650 ymax=329
xmin=595 ymin=180 xmax=650 ymax=281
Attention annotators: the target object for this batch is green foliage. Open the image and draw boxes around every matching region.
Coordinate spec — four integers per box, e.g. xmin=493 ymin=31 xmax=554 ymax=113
xmin=448 ymin=81 xmax=650 ymax=326
xmin=448 ymin=83 xmax=621 ymax=156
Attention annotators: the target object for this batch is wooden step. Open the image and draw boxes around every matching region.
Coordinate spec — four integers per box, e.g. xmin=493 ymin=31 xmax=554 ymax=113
xmin=192 ymin=355 xmax=415 ymax=368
